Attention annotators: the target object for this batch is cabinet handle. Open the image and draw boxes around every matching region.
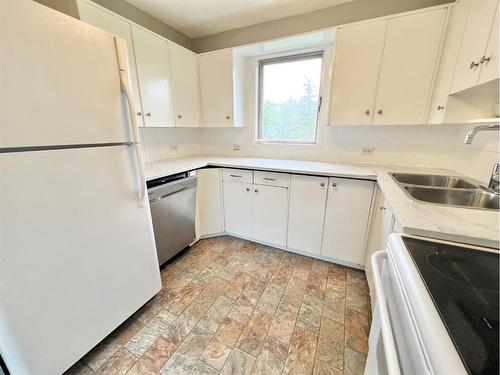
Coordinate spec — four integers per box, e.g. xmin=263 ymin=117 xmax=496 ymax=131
xmin=254 ymin=189 xmax=259 ymax=193
xmin=177 ymin=114 xmax=182 ymax=119
xmin=380 ymin=206 xmax=386 ymax=211
xmin=320 ymin=182 xmax=325 ymax=187
xmin=230 ymin=174 xmax=242 ymax=178
xmin=437 ymin=105 xmax=444 ymax=111
xmin=332 ymin=182 xmax=337 ymax=187
xmin=377 ymin=109 xmax=383 ymax=115
xmin=145 ymin=112 xmax=152 ymax=117
xmin=365 ymin=110 xmax=370 ymax=115
xmin=480 ymin=56 xmax=491 ymax=64
xmin=226 ymin=115 xmax=231 ymax=120
xmin=470 ymin=61 xmax=480 ymax=69
xmin=136 ymin=111 xmax=142 ymax=116
xmin=263 ymin=178 xmax=276 ymax=181
xmin=246 ymin=187 xmax=250 ymax=192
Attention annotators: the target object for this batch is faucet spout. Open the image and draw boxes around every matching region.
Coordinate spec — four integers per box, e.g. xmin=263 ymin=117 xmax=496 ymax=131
xmin=464 ymin=124 xmax=500 ymax=144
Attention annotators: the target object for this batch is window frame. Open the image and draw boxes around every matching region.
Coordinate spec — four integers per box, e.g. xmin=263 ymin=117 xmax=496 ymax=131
xmin=257 ymin=50 xmax=325 ymax=145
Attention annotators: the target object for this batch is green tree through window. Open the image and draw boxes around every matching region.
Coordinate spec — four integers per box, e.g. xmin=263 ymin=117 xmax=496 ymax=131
xmin=259 ymin=52 xmax=323 ymax=144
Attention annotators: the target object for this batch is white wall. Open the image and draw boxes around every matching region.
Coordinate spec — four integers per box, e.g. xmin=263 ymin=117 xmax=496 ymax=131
xmin=139 ymin=127 xmax=200 ymax=162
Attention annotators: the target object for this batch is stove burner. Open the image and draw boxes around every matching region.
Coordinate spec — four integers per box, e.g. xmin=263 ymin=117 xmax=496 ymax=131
xmin=427 ymin=252 xmax=498 ymax=292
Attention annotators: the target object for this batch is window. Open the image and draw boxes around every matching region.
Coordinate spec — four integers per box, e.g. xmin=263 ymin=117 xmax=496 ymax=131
xmin=258 ymin=51 xmax=323 ymax=144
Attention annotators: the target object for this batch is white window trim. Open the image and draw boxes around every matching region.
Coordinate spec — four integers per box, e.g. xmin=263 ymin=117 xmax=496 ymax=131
xmin=251 ymin=46 xmax=333 ymax=149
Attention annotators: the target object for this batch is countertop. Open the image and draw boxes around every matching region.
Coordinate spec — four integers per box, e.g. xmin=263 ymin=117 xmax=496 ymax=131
xmin=144 ymin=155 xmax=499 ymax=249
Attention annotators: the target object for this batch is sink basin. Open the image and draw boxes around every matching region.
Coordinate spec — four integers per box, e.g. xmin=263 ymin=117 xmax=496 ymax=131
xmin=391 ymin=173 xmax=480 ymax=189
xmin=404 ymin=186 xmax=499 ymax=210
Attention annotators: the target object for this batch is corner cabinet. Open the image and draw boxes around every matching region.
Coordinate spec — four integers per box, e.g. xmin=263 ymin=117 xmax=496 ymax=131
xmin=329 ymin=7 xmax=447 ymax=125
xmin=321 ymin=178 xmax=375 ymax=266
xmin=199 ymin=50 xmax=237 ymax=127
xmin=196 ymin=168 xmax=224 ymax=238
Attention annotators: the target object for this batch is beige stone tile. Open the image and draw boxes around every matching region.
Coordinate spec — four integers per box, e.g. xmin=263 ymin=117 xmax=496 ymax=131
xmin=132 ymin=289 xmax=176 ymax=325
xmin=127 ymin=336 xmax=177 ymax=375
xmin=236 ymin=309 xmax=273 ymax=357
xmin=346 ymin=283 xmax=368 ymax=314
xmin=268 ymin=302 xmax=301 ymax=344
xmin=347 ymin=268 xmax=368 ymax=288
xmin=220 ymin=348 xmax=256 ymax=375
xmin=323 ymin=288 xmax=346 ymax=323
xmin=190 ymin=360 xmax=220 ymax=375
xmin=197 ymin=294 xmax=234 ymax=333
xmin=256 ymin=281 xmax=287 ymax=315
xmin=281 ymin=277 xmax=307 ymax=307
xmin=344 ymin=347 xmax=367 ymax=375
xmin=292 ymin=256 xmax=313 ymax=281
xmin=223 ymin=271 xmax=251 ymax=300
xmin=219 ymin=257 xmax=245 ymax=281
xmin=227 ymin=289 xmax=258 ymax=325
xmin=251 ymin=336 xmax=288 ymax=375
xmin=283 ymin=326 xmax=318 ymax=375
xmin=96 ymin=348 xmax=137 ymax=375
xmin=165 ymin=281 xmax=205 ymax=316
xmin=297 ymin=302 xmax=322 ymax=333
xmin=313 ymin=359 xmax=343 ymax=375
xmin=345 ymin=309 xmax=369 ymax=354
xmin=161 ymin=269 xmax=194 ymax=293
xmin=200 ymin=336 xmax=233 ymax=370
xmin=64 ymin=362 xmax=94 ymax=375
xmin=316 ymin=317 xmax=345 ymax=371
xmin=216 ymin=317 xmax=245 ymax=347
xmin=163 ymin=302 xmax=209 ymax=345
xmin=194 ymin=277 xmax=228 ymax=307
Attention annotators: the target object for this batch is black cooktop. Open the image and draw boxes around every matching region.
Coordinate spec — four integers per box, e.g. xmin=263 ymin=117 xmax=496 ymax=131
xmin=403 ymin=236 xmax=499 ymax=375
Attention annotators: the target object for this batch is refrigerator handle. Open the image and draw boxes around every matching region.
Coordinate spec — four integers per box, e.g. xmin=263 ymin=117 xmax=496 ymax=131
xmin=113 ymin=37 xmax=145 ymax=206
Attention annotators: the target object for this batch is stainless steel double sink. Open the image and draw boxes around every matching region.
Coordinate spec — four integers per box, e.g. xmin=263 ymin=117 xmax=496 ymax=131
xmin=390 ymin=173 xmax=499 ymax=210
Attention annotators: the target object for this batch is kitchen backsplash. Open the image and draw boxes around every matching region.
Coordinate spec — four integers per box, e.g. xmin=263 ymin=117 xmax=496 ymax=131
xmin=140 ymin=124 xmax=499 ymax=183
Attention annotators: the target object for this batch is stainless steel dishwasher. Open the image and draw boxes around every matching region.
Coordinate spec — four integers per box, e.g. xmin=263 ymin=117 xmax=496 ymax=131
xmin=147 ymin=172 xmax=197 ymax=266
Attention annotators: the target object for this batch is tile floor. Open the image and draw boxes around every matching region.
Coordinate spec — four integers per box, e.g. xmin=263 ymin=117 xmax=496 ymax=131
xmin=65 ymin=236 xmax=371 ymax=375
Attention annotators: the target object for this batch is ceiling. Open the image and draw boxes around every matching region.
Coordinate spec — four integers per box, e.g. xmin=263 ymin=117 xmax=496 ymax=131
xmin=125 ymin=0 xmax=353 ymax=39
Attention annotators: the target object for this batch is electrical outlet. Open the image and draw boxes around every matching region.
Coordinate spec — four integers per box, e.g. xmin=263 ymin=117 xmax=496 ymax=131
xmin=169 ymin=144 xmax=178 ymax=152
xmin=232 ymin=144 xmax=241 ymax=151
xmin=361 ymin=147 xmax=375 ymax=156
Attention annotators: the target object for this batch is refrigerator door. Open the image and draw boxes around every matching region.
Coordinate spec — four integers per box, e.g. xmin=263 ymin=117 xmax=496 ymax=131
xmin=0 ymin=146 xmax=161 ymax=375
xmin=0 ymin=0 xmax=132 ymax=148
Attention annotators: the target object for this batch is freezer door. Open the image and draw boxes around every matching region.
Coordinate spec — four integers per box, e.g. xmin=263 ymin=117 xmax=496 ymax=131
xmin=0 ymin=146 xmax=161 ymax=375
xmin=0 ymin=0 xmax=133 ymax=148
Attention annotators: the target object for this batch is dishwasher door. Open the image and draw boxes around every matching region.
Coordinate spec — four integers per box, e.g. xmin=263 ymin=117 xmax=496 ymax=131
xmin=148 ymin=175 xmax=197 ymax=266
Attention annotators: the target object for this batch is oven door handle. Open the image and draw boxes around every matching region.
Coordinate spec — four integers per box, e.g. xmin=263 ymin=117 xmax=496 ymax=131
xmin=372 ymin=250 xmax=402 ymax=375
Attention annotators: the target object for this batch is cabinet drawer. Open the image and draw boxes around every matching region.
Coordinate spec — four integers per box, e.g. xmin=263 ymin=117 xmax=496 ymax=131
xmin=222 ymin=168 xmax=253 ymax=183
xmin=254 ymin=171 xmax=290 ymax=187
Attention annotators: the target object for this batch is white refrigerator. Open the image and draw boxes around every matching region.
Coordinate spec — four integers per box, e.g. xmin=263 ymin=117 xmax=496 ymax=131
xmin=0 ymin=1 xmax=162 ymax=374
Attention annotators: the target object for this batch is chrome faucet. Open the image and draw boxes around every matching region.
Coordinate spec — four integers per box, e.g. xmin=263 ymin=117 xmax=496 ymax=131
xmin=464 ymin=124 xmax=500 ymax=144
xmin=489 ymin=162 xmax=500 ymax=193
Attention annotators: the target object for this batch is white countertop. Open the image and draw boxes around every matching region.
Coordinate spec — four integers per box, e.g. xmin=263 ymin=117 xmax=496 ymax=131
xmin=144 ymin=155 xmax=499 ymax=249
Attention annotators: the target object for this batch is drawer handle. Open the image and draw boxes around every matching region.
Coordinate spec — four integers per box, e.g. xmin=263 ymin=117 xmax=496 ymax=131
xmin=254 ymin=189 xmax=259 ymax=193
xmin=470 ymin=61 xmax=480 ymax=69
xmin=332 ymin=182 xmax=337 ymax=187
xmin=320 ymin=182 xmax=325 ymax=187
xmin=263 ymin=178 xmax=276 ymax=181
xmin=246 ymin=187 xmax=250 ymax=192
xmin=230 ymin=174 xmax=242 ymax=178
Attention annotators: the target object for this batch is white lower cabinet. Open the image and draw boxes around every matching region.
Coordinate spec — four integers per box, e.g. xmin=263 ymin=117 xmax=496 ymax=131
xmin=196 ymin=168 xmax=224 ymax=237
xmin=287 ymin=175 xmax=329 ymax=255
xmin=223 ymin=181 xmax=253 ymax=239
xmin=253 ymin=185 xmax=289 ymax=247
xmin=321 ymin=178 xmax=375 ymax=265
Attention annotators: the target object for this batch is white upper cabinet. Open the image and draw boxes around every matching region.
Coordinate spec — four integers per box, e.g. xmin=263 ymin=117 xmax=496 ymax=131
xmin=169 ymin=42 xmax=202 ymax=127
xmin=199 ymin=49 xmax=235 ymax=127
xmin=77 ymin=0 xmax=144 ymax=127
xmin=287 ymin=175 xmax=328 ymax=255
xmin=321 ymin=178 xmax=374 ymax=266
xmin=478 ymin=6 xmax=499 ymax=85
xmin=132 ymin=25 xmax=175 ymax=127
xmin=372 ymin=8 xmax=447 ymax=125
xmin=450 ymin=0 xmax=499 ymax=93
xmin=329 ymin=20 xmax=387 ymax=126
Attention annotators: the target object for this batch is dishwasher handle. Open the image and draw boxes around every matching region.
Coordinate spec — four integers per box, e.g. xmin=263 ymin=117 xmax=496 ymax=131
xmin=160 ymin=187 xmax=189 ymax=200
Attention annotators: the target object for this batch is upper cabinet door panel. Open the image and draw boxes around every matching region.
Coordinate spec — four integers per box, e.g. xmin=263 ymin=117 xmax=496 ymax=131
xmin=329 ymin=20 xmax=387 ymax=126
xmin=0 ymin=0 xmax=131 ymax=148
xmin=169 ymin=42 xmax=202 ymax=127
xmin=450 ymin=0 xmax=499 ymax=93
xmin=132 ymin=26 xmax=175 ymax=127
xmin=199 ymin=49 xmax=234 ymax=127
xmin=373 ymin=8 xmax=447 ymax=125
xmin=77 ymin=0 xmax=144 ymax=127
xmin=479 ymin=6 xmax=500 ymax=85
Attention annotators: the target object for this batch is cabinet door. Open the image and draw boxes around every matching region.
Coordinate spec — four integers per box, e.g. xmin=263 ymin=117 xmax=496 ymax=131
xmin=253 ymin=185 xmax=289 ymax=247
xmin=197 ymin=169 xmax=224 ymax=237
xmin=373 ymin=8 xmax=447 ymax=125
xmin=199 ymin=49 xmax=234 ymax=127
xmin=169 ymin=42 xmax=202 ymax=127
xmin=322 ymin=178 xmax=375 ymax=265
xmin=450 ymin=0 xmax=499 ymax=93
xmin=77 ymin=0 xmax=144 ymax=127
xmin=479 ymin=6 xmax=499 ymax=85
xmin=223 ymin=181 xmax=253 ymax=238
xmin=287 ymin=175 xmax=328 ymax=255
xmin=329 ymin=20 xmax=387 ymax=126
xmin=132 ymin=25 xmax=175 ymax=127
